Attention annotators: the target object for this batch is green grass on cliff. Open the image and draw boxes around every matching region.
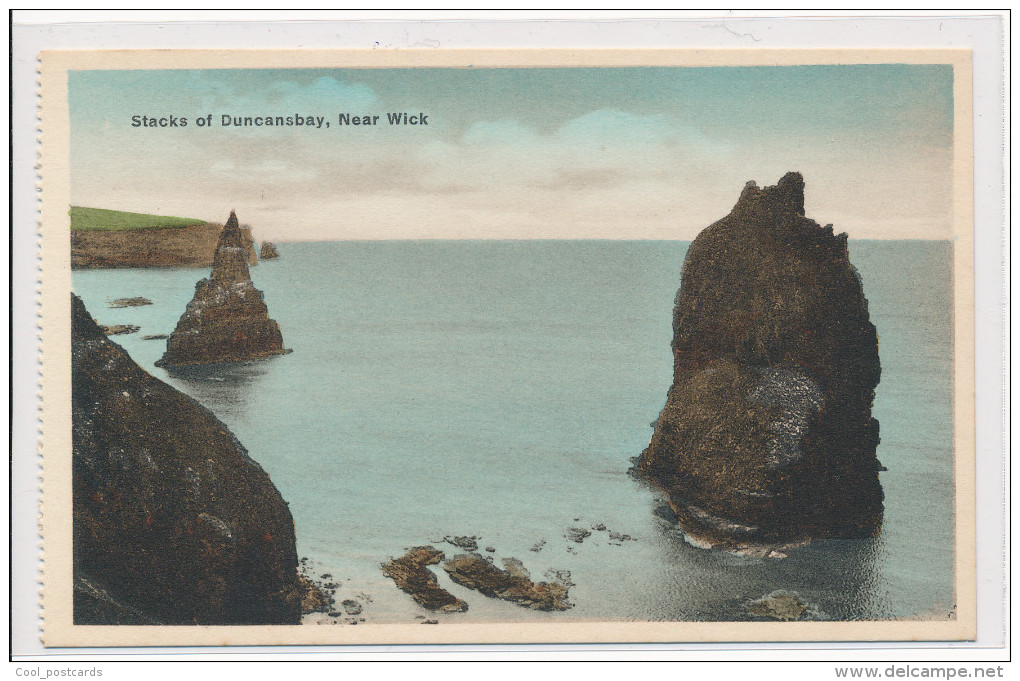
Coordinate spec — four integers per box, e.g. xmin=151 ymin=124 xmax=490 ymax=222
xmin=70 ymin=206 xmax=207 ymax=231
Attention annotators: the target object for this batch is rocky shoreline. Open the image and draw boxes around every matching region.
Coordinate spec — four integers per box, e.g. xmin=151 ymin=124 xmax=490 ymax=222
xmin=295 ymin=559 xmax=370 ymax=626
xmin=300 ymin=513 xmax=841 ymax=625
xmin=372 ymin=519 xmax=644 ymax=620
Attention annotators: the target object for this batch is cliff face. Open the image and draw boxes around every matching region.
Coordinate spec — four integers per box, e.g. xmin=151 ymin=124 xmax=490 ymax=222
xmin=71 ymin=294 xmax=302 ymax=624
xmin=72 ymin=223 xmax=257 ymax=269
xmin=637 ymin=173 xmax=883 ymax=547
xmin=156 ymin=211 xmax=285 ymax=368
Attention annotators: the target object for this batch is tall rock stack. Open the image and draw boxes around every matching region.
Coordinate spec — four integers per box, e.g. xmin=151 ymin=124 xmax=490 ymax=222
xmin=71 ymin=294 xmax=302 ymax=624
xmin=157 ymin=211 xmax=286 ymax=368
xmin=637 ymin=173 xmax=884 ymax=548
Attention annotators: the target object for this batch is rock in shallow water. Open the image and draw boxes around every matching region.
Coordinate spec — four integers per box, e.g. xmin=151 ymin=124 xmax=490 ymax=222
xmin=443 ymin=535 xmax=480 ymax=551
xmin=747 ymin=593 xmax=809 ymax=621
xmin=109 ymin=297 xmax=152 ymax=308
xmin=442 ymin=554 xmax=571 ymax=611
xmin=381 ymin=546 xmax=468 ymax=613
xmin=637 ymin=172 xmax=884 ymax=548
xmin=565 ymin=527 xmax=591 ymax=544
xmin=100 ymin=324 xmax=139 ymax=336
xmin=259 ymin=241 xmax=279 ymax=259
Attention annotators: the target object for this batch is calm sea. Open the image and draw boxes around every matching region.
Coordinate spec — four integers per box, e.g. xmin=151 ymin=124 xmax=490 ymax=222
xmin=72 ymin=240 xmax=954 ymax=623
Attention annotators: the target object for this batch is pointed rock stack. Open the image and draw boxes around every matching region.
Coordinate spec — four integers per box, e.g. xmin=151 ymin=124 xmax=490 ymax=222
xmin=156 ymin=211 xmax=285 ymax=367
xmin=637 ymin=173 xmax=884 ymax=548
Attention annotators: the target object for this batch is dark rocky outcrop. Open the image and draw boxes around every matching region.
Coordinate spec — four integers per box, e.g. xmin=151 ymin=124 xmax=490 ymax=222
xmin=442 ymin=554 xmax=572 ymax=611
xmin=637 ymin=173 xmax=883 ymax=548
xmin=259 ymin=241 xmax=279 ymax=260
xmin=72 ymin=294 xmax=302 ymax=624
xmin=381 ymin=546 xmax=468 ymax=613
xmin=156 ymin=211 xmax=286 ymax=368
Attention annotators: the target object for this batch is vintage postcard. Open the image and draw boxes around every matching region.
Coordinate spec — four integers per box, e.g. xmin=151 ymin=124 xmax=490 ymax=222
xmin=38 ymin=49 xmax=975 ymax=646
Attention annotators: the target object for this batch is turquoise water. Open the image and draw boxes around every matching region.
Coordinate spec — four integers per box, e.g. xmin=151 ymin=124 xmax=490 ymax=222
xmin=73 ymin=240 xmax=954 ymax=623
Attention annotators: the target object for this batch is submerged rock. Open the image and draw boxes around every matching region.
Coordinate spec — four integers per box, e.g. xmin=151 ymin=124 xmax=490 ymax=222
xmin=100 ymin=324 xmax=140 ymax=336
xmin=381 ymin=546 xmax=468 ymax=613
xmin=109 ymin=297 xmax=152 ymax=308
xmin=747 ymin=593 xmax=809 ymax=621
xmin=442 ymin=554 xmax=571 ymax=611
xmin=72 ymin=294 xmax=302 ymax=624
xmin=156 ymin=211 xmax=286 ymax=368
xmin=543 ymin=568 xmax=575 ymax=588
xmin=565 ymin=527 xmax=591 ymax=544
xmin=637 ymin=173 xmax=883 ymax=547
xmin=443 ymin=535 xmax=480 ymax=552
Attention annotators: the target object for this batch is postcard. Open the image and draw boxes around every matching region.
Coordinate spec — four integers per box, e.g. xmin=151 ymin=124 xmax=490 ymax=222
xmin=38 ymin=48 xmax=975 ymax=646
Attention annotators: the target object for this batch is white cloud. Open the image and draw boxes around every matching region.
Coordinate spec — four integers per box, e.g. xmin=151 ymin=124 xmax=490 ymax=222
xmin=71 ymin=80 xmax=950 ymax=240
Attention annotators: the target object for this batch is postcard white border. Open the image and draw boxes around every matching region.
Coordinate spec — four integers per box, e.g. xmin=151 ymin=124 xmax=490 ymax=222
xmin=12 ymin=13 xmax=1006 ymax=660
xmin=33 ymin=47 xmax=978 ymax=649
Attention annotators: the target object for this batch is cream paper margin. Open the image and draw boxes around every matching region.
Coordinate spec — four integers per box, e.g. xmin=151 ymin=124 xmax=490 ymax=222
xmin=38 ymin=48 xmax=976 ymax=647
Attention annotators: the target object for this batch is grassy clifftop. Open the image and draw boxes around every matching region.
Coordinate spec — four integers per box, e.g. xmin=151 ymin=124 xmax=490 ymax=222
xmin=70 ymin=206 xmax=207 ymax=231
xmin=70 ymin=208 xmax=257 ymax=269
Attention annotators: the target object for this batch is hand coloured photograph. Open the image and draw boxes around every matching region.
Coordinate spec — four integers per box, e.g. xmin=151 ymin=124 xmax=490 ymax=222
xmin=38 ymin=49 xmax=975 ymax=646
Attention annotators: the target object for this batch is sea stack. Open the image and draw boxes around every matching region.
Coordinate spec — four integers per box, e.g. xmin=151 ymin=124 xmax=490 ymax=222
xmin=259 ymin=241 xmax=279 ymax=260
xmin=637 ymin=172 xmax=883 ymax=548
xmin=157 ymin=211 xmax=285 ymax=367
xmin=71 ymin=294 xmax=302 ymax=624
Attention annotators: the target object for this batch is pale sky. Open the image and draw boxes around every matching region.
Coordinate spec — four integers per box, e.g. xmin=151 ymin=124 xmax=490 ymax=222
xmin=69 ymin=65 xmax=954 ymax=240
